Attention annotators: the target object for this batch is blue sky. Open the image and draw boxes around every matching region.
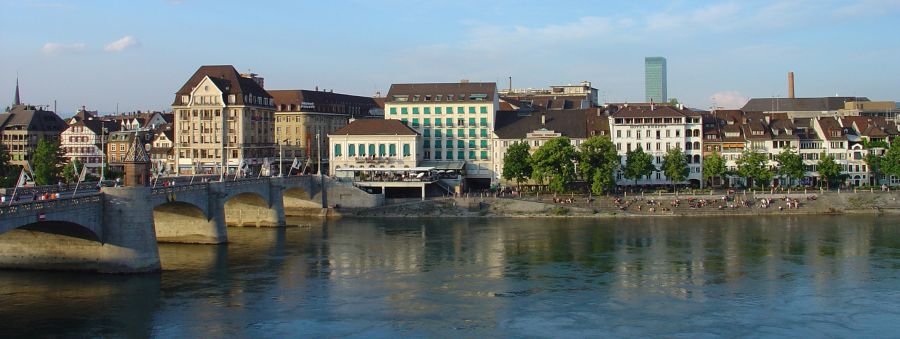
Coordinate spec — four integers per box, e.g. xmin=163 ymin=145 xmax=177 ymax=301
xmin=2 ymin=0 xmax=899 ymax=114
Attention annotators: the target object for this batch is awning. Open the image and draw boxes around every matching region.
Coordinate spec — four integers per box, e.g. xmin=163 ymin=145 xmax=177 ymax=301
xmin=337 ymin=167 xmax=435 ymax=172
xmin=418 ymin=160 xmax=466 ymax=170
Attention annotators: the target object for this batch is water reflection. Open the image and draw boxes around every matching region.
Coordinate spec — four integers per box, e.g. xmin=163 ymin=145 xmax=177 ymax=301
xmin=0 ymin=215 xmax=897 ymax=337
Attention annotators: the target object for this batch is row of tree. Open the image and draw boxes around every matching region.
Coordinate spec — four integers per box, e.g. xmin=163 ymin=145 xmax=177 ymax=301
xmin=503 ymin=135 xmax=900 ymax=193
xmin=0 ymin=140 xmax=116 ymax=188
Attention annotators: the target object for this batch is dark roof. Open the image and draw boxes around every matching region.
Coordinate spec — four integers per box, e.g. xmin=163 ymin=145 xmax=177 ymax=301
xmin=385 ymin=82 xmax=496 ymax=103
xmin=123 ymin=134 xmax=150 ymax=163
xmin=269 ymin=89 xmax=379 ymax=118
xmin=0 ymin=105 xmax=66 ymax=132
xmin=494 ymin=108 xmax=600 ymax=139
xmin=816 ymin=117 xmax=845 ymax=141
xmin=741 ymin=97 xmax=867 ymax=112
xmin=501 ymin=95 xmax=588 ymax=110
xmin=173 ymin=65 xmax=272 ymax=106
xmin=610 ymin=105 xmax=700 ymax=118
xmin=330 ymin=119 xmax=418 ymax=136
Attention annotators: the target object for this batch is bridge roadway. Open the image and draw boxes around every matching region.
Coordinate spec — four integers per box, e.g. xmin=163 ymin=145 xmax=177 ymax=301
xmin=0 ymin=175 xmax=382 ymax=273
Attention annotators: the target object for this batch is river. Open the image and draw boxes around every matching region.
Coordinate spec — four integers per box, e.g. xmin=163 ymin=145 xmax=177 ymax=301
xmin=1 ymin=215 xmax=899 ymax=337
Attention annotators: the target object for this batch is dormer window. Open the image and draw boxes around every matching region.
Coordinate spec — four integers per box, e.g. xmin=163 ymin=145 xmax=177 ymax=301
xmin=413 ymin=95 xmax=421 ymax=102
xmin=435 ymin=95 xmax=442 ymax=101
xmin=228 ymin=95 xmax=235 ymax=104
xmin=182 ymin=95 xmax=189 ymax=104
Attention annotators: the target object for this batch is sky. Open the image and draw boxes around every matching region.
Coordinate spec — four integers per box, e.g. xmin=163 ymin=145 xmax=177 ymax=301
xmin=1 ymin=0 xmax=899 ymax=115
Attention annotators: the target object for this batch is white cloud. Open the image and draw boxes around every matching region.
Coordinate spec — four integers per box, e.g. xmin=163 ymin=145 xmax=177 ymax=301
xmin=41 ymin=42 xmax=86 ymax=55
xmin=104 ymin=35 xmax=139 ymax=52
xmin=710 ymin=91 xmax=749 ymax=109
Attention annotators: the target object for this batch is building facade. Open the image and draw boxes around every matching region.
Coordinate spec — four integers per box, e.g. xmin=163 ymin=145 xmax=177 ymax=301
xmin=645 ymin=57 xmax=667 ymax=103
xmin=172 ymin=65 xmax=275 ymax=175
xmin=60 ymin=119 xmax=117 ymax=177
xmin=328 ymin=119 xmax=421 ymax=175
xmin=0 ymin=104 xmax=66 ymax=167
xmin=270 ymin=89 xmax=380 ymax=174
xmin=384 ymin=82 xmax=499 ymax=187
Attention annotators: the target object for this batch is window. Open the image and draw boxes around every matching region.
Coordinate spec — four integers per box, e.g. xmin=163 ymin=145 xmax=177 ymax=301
xmin=458 ymin=140 xmax=465 ymax=148
xmin=469 ymin=107 xmax=476 ymax=114
xmin=480 ymin=140 xmax=488 ymax=148
xmin=424 ymin=118 xmax=431 ymax=126
xmin=446 ymin=106 xmax=453 ymax=114
xmin=412 ymin=118 xmax=420 ymax=127
xmin=378 ymin=144 xmax=386 ymax=156
xmin=468 ymin=118 xmax=476 ymax=126
xmin=469 ymin=129 xmax=476 ymax=138
xmin=389 ymin=107 xmax=397 ymax=115
xmin=435 ymin=141 xmax=442 ymax=148
xmin=458 ymin=151 xmax=465 ymax=159
xmin=480 ymin=106 xmax=488 ymax=114
xmin=435 ymin=129 xmax=442 ymax=137
xmin=401 ymin=107 xmax=408 ymax=115
xmin=349 ymin=144 xmax=356 ymax=156
xmin=480 ymin=118 xmax=488 ymax=127
xmin=424 ymin=140 xmax=431 ymax=148
xmin=457 ymin=107 xmax=464 ymax=114
xmin=413 ymin=107 xmax=420 ymax=115
xmin=435 ymin=152 xmax=442 ymax=159
xmin=423 ymin=129 xmax=431 ymax=137
xmin=469 ymin=140 xmax=476 ymax=148
xmin=435 ymin=107 xmax=442 ymax=114
xmin=368 ymin=144 xmax=376 ymax=156
xmin=435 ymin=119 xmax=442 ymax=127
xmin=402 ymin=144 xmax=410 ymax=157
xmin=389 ymin=144 xmax=397 ymax=156
xmin=470 ymin=150 xmax=476 ymax=159
xmin=481 ymin=129 xmax=488 ymax=138
xmin=446 ymin=140 xmax=452 ymax=148
xmin=424 ymin=107 xmax=431 ymax=114
xmin=446 ymin=151 xmax=453 ymax=160
xmin=446 ymin=118 xmax=453 ymax=127
xmin=458 ymin=129 xmax=465 ymax=137
xmin=481 ymin=151 xmax=488 ymax=159
xmin=334 ymin=144 xmax=342 ymax=157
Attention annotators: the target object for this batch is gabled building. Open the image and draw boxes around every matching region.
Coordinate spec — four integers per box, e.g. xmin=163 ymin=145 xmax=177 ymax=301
xmin=61 ymin=119 xmax=119 ymax=177
xmin=328 ymin=119 xmax=422 ymax=175
xmin=172 ymin=65 xmax=275 ymax=175
xmin=150 ymin=129 xmax=175 ymax=173
xmin=384 ymin=81 xmax=499 ymax=187
xmin=0 ymin=104 xmax=66 ymax=167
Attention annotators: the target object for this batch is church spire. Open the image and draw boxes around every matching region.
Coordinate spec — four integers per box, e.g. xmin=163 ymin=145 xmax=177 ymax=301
xmin=13 ymin=77 xmax=21 ymax=106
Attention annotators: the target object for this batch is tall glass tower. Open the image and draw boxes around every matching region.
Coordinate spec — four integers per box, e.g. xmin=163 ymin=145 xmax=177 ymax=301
xmin=645 ymin=57 xmax=667 ymax=103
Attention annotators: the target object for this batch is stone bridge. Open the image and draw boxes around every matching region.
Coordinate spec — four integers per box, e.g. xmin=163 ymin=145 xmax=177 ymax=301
xmin=0 ymin=176 xmax=381 ymax=273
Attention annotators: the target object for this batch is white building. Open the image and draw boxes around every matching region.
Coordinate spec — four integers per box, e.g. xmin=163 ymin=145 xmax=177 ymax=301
xmin=609 ymin=104 xmax=704 ymax=186
xmin=328 ymin=119 xmax=422 ymax=175
xmin=60 ymin=119 xmax=118 ymax=177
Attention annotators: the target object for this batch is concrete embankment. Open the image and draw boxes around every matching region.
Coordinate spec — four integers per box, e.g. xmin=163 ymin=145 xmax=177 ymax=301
xmin=337 ymin=191 xmax=900 ymax=218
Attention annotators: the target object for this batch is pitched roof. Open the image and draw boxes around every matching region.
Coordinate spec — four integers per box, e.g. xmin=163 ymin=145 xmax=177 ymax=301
xmin=173 ymin=65 xmax=272 ymax=106
xmin=494 ymin=108 xmax=601 ymax=139
xmin=610 ymin=105 xmax=700 ymax=118
xmin=123 ymin=133 xmax=150 ymax=163
xmin=816 ymin=117 xmax=845 ymax=141
xmin=501 ymin=95 xmax=588 ymax=110
xmin=385 ymin=82 xmax=496 ymax=103
xmin=741 ymin=97 xmax=867 ymax=112
xmin=1 ymin=105 xmax=66 ymax=132
xmin=330 ymin=119 xmax=418 ymax=136
xmin=269 ymin=89 xmax=379 ymax=118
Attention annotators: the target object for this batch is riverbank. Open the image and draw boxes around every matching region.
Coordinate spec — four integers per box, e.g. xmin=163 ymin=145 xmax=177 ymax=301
xmin=329 ymin=191 xmax=900 ymax=218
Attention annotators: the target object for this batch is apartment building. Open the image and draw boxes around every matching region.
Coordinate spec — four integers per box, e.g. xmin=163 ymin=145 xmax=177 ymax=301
xmin=172 ymin=65 xmax=275 ymax=175
xmin=60 ymin=119 xmax=118 ymax=177
xmin=328 ymin=119 xmax=421 ymax=176
xmin=384 ymin=82 xmax=498 ymax=187
xmin=0 ymin=104 xmax=66 ymax=167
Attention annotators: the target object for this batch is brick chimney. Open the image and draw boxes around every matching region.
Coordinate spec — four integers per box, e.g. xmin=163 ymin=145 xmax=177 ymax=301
xmin=788 ymin=71 xmax=795 ymax=99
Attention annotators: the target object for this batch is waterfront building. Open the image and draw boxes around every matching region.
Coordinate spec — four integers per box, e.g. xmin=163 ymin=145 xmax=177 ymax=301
xmin=384 ymin=81 xmax=499 ymax=188
xmin=270 ymin=89 xmax=381 ymax=174
xmin=499 ymin=81 xmax=598 ymax=109
xmin=0 ymin=102 xmax=66 ymax=167
xmin=644 ymin=57 xmax=667 ymax=103
xmin=328 ymin=119 xmax=422 ymax=176
xmin=149 ymin=128 xmax=175 ymax=173
xmin=107 ymin=130 xmax=153 ymax=174
xmin=172 ymin=65 xmax=275 ymax=175
xmin=60 ymin=119 xmax=118 ymax=177
xmin=609 ymin=104 xmax=703 ymax=186
xmin=492 ymin=107 xmax=607 ymax=183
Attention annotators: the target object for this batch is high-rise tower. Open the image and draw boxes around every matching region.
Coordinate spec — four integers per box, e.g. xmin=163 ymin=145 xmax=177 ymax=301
xmin=645 ymin=57 xmax=667 ymax=103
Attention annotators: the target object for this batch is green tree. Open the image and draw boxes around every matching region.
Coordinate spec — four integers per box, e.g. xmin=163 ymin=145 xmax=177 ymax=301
xmin=881 ymin=141 xmax=900 ymax=183
xmin=61 ymin=158 xmax=84 ymax=184
xmin=577 ymin=136 xmax=619 ymax=195
xmin=661 ymin=147 xmax=688 ymax=191
xmin=774 ymin=147 xmax=804 ymax=187
xmin=623 ymin=146 xmax=655 ymax=186
xmin=530 ymin=137 xmax=577 ymax=193
xmin=668 ymin=98 xmax=680 ymax=105
xmin=502 ymin=141 xmax=532 ymax=187
xmin=0 ymin=145 xmax=18 ymax=187
xmin=32 ymin=139 xmax=65 ymax=185
xmin=817 ymin=152 xmax=841 ymax=188
xmin=702 ymin=152 xmax=726 ymax=187
xmin=735 ymin=148 xmax=772 ymax=188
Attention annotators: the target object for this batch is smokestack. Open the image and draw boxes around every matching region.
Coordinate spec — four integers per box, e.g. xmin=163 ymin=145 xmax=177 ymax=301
xmin=788 ymin=71 xmax=795 ymax=99
xmin=508 ymin=76 xmax=512 ymax=93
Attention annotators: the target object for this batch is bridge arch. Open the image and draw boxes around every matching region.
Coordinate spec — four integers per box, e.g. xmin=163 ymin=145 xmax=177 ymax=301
xmin=152 ymin=201 xmax=224 ymax=244
xmin=0 ymin=220 xmax=106 ymax=271
xmin=283 ymin=187 xmax=321 ymax=210
xmin=224 ymin=192 xmax=280 ymax=226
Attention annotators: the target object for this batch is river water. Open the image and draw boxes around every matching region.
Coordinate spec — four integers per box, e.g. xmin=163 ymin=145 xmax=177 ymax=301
xmin=1 ymin=215 xmax=899 ymax=337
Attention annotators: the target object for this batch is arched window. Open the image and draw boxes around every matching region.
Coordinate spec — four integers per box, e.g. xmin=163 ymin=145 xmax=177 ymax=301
xmin=693 ymin=154 xmax=701 ymax=163
xmin=694 ymin=141 xmax=700 ymax=150
xmin=685 ymin=142 xmax=692 ymax=150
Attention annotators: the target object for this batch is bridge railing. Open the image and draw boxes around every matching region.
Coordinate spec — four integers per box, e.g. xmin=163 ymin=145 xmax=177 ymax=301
xmin=151 ymin=182 xmax=210 ymax=196
xmin=0 ymin=193 xmax=103 ymax=217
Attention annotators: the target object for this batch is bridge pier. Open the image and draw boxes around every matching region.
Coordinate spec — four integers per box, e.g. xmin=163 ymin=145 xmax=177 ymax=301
xmin=98 ymin=187 xmax=162 ymax=273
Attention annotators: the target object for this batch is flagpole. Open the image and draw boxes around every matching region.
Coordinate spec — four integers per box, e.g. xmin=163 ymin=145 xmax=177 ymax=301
xmin=72 ymin=162 xmax=81 ymax=197
xmin=9 ymin=168 xmax=24 ymax=205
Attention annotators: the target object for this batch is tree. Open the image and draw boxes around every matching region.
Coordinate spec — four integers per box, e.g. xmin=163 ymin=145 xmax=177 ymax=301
xmin=32 ymin=139 xmax=65 ymax=185
xmin=661 ymin=147 xmax=689 ymax=191
xmin=502 ymin=141 xmax=532 ymax=187
xmin=61 ymin=159 xmax=84 ymax=184
xmin=668 ymin=98 xmax=680 ymax=105
xmin=530 ymin=137 xmax=577 ymax=193
xmin=577 ymin=136 xmax=618 ymax=195
xmin=0 ymin=145 xmax=18 ymax=188
xmin=702 ymin=152 xmax=726 ymax=187
xmin=817 ymin=152 xmax=841 ymax=188
xmin=623 ymin=146 xmax=655 ymax=186
xmin=881 ymin=140 xmax=900 ymax=183
xmin=775 ymin=147 xmax=804 ymax=187
xmin=735 ymin=148 xmax=772 ymax=188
